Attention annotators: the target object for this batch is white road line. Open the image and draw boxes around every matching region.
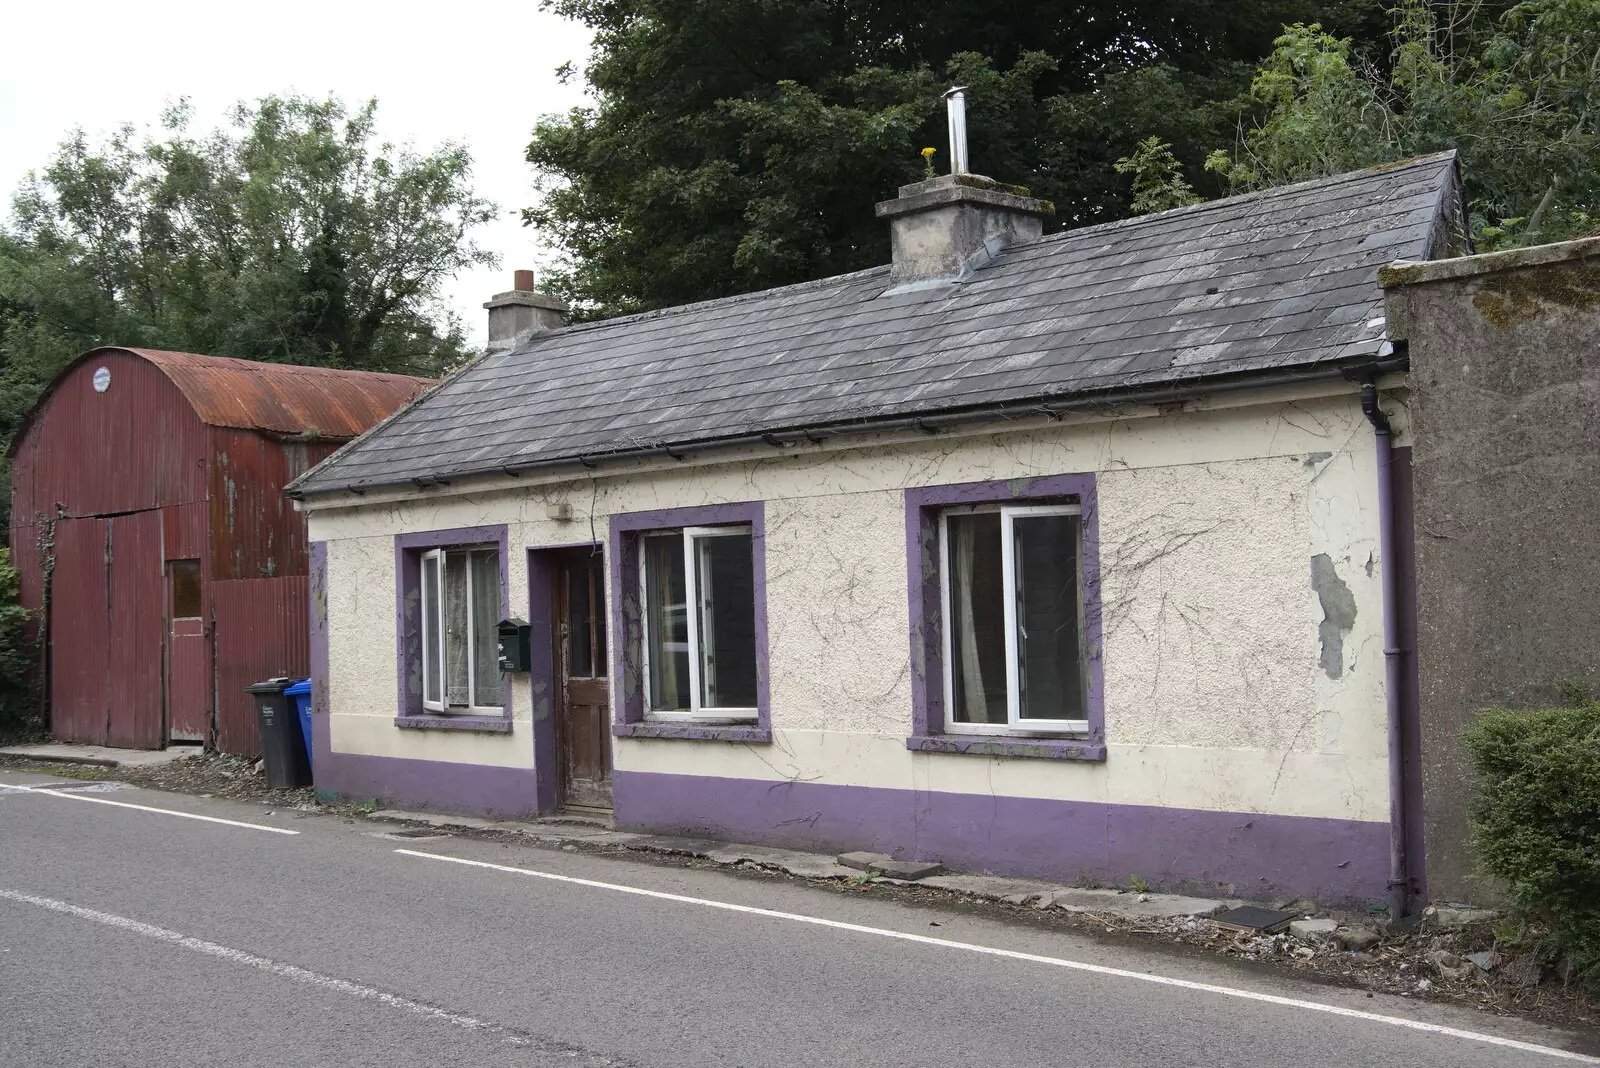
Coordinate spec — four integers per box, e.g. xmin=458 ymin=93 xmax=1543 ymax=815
xmin=0 ymin=889 xmax=623 ymax=1064
xmin=0 ymin=782 xmax=297 ymax=835
xmin=398 ymin=848 xmax=1599 ymax=1065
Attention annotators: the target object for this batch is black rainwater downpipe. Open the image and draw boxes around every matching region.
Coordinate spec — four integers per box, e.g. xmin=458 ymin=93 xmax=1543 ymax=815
xmin=1362 ymin=379 xmax=1410 ymax=922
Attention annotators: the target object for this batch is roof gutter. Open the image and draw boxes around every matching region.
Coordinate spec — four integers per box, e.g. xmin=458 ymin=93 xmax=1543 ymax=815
xmin=290 ymin=354 xmax=1407 ymax=500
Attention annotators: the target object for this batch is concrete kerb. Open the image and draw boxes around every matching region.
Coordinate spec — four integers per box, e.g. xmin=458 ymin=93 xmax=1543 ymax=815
xmin=0 ymin=743 xmax=199 ymax=770
xmin=363 ymin=809 xmax=1236 ymax=921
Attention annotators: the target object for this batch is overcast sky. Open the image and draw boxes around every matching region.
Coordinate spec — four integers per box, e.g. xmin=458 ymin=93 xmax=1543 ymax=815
xmin=0 ymin=0 xmax=593 ymax=346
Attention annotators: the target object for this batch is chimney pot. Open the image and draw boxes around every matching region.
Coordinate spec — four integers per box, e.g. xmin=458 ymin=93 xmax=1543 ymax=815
xmin=484 ymin=268 xmax=568 ymax=353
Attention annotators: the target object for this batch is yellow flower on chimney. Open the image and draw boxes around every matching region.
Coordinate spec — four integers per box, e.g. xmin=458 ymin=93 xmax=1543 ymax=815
xmin=921 ymin=146 xmax=937 ymax=179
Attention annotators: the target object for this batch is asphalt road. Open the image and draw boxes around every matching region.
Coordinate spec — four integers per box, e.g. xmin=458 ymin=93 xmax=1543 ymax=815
xmin=1 ymin=768 xmax=1594 ymax=1068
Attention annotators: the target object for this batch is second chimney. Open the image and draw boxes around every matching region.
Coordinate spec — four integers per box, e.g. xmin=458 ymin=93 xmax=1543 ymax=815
xmin=484 ymin=269 xmax=569 ymax=354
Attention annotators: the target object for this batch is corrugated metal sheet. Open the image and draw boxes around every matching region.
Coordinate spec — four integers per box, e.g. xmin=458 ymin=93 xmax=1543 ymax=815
xmin=10 ymin=348 xmax=431 ymax=452
xmin=168 ymin=617 xmax=208 ymax=740
xmin=129 ymin=348 xmax=429 ymax=440
xmin=10 ymin=349 xmax=209 ymax=522
xmin=209 ymin=429 xmax=339 ymax=581
xmin=106 ymin=510 xmax=164 ymax=748
xmin=162 ymin=501 xmax=208 ymax=561
xmin=49 ymin=517 xmax=109 ymax=745
xmin=212 ymin=576 xmax=309 ymax=757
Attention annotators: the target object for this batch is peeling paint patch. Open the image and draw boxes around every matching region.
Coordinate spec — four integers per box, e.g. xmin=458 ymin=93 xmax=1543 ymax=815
xmin=1311 ymin=554 xmax=1357 ymax=679
xmin=1302 ymin=451 xmax=1333 ymax=468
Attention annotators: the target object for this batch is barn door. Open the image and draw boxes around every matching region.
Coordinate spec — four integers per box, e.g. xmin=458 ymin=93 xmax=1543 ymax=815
xmin=46 ymin=512 xmax=165 ymax=749
xmin=49 ymin=518 xmax=111 ymax=745
xmin=166 ymin=560 xmax=207 ymax=742
xmin=105 ymin=510 xmax=164 ymax=748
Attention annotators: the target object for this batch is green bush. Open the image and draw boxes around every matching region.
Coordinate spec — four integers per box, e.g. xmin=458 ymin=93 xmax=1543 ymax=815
xmin=0 ymin=548 xmax=38 ymax=742
xmin=1464 ymin=685 xmax=1600 ymax=984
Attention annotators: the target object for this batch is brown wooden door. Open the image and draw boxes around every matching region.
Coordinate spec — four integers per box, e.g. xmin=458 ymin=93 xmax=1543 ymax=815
xmin=166 ymin=560 xmax=208 ymax=742
xmin=555 ymin=550 xmax=612 ymax=809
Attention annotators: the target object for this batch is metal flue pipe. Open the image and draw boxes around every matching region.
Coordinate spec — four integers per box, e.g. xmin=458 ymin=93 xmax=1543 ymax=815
xmin=945 ymin=86 xmax=969 ymax=174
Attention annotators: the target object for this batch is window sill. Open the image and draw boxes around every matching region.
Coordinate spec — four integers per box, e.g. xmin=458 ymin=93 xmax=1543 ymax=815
xmin=905 ymin=734 xmax=1105 ymax=762
xmin=613 ymin=721 xmax=771 ymax=744
xmin=394 ymin=715 xmax=513 ymax=734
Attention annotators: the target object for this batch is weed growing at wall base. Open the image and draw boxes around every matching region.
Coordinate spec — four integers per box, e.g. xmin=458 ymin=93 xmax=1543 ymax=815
xmin=1465 ymin=683 xmax=1600 ymax=986
xmin=0 ymin=549 xmax=39 ymax=743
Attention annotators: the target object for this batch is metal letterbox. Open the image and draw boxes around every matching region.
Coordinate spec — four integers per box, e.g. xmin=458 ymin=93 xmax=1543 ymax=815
xmin=497 ymin=617 xmax=531 ymax=673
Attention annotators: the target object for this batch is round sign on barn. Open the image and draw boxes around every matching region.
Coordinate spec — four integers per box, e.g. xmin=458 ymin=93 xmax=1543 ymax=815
xmin=92 ymin=366 xmax=111 ymax=392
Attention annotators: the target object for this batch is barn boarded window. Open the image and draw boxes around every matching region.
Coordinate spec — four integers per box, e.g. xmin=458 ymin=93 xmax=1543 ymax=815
xmin=170 ymin=560 xmax=202 ymax=619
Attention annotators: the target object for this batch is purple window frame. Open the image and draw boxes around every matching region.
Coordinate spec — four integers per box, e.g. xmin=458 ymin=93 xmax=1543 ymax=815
xmin=609 ymin=502 xmax=771 ymax=744
xmin=394 ymin=524 xmax=513 ymax=733
xmin=904 ymin=475 xmax=1106 ymax=761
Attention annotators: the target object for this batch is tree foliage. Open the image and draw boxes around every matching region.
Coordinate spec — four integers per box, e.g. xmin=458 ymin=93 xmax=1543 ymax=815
xmin=0 ymin=548 xmax=37 ymax=743
xmin=1207 ymin=1 xmax=1600 ymax=247
xmin=1113 ymin=138 xmax=1204 ymax=215
xmin=526 ymin=0 xmax=1389 ymax=316
xmin=0 ymin=94 xmax=497 ymax=463
xmin=1465 ymin=685 xmax=1600 ymax=985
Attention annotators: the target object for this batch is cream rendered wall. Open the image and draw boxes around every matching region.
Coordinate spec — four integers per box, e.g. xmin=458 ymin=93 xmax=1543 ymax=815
xmin=309 ymin=385 xmax=1400 ymax=823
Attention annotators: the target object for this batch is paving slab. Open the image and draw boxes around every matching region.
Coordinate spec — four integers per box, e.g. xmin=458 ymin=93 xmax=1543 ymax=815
xmin=0 ymin=743 xmax=199 ymax=769
xmin=919 ymin=874 xmax=1065 ymax=900
xmin=706 ymin=844 xmax=858 ymax=879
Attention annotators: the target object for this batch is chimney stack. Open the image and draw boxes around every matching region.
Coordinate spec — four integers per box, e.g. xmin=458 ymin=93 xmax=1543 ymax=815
xmin=875 ymin=88 xmax=1054 ymax=288
xmin=484 ymin=269 xmax=568 ymax=354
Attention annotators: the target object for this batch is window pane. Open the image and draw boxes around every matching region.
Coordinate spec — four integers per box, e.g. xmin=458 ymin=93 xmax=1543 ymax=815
xmin=947 ymin=512 xmax=1007 ymax=724
xmin=170 ymin=560 xmax=201 ymax=618
xmin=421 ymin=553 xmax=442 ymax=706
xmin=471 ymin=551 xmax=501 ymax=707
xmin=695 ymin=533 xmax=756 ymax=709
xmin=644 ymin=534 xmax=689 ymax=710
xmin=1013 ymin=513 xmax=1084 ymax=721
xmin=443 ymin=550 xmax=471 ymax=706
xmin=568 ymin=564 xmax=594 ymax=678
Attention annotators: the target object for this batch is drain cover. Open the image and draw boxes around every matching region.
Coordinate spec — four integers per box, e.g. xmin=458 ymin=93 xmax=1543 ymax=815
xmin=376 ymin=828 xmax=451 ymax=840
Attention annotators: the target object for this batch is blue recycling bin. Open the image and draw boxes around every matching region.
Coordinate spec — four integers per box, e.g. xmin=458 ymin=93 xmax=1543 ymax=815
xmin=284 ymin=678 xmax=313 ymax=775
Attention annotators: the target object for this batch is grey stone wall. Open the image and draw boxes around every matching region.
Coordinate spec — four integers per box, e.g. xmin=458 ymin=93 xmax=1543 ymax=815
xmin=1383 ymin=239 xmax=1600 ymax=902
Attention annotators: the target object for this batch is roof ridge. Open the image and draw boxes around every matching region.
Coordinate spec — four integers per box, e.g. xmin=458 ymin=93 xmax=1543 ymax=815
xmin=512 ymin=151 xmax=1458 ymax=354
xmin=1018 ymin=150 xmax=1460 ymax=251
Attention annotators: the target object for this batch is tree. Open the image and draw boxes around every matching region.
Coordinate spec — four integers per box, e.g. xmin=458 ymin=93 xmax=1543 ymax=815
xmin=524 ymin=0 xmax=1391 ymax=316
xmin=0 ymin=94 xmax=498 ymax=461
xmin=1113 ymin=138 xmax=1204 ymax=215
xmin=1206 ymin=1 xmax=1600 ymax=247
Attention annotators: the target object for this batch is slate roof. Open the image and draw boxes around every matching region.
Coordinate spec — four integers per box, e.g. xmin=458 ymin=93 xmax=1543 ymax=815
xmin=293 ymin=152 xmax=1459 ymax=496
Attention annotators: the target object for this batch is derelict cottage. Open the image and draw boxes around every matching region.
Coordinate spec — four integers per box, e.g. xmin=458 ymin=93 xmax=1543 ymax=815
xmin=293 ymin=149 xmax=1469 ymax=912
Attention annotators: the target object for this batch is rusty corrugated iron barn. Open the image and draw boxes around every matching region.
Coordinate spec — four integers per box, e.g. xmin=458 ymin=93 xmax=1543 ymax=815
xmin=8 ymin=347 xmax=431 ymax=755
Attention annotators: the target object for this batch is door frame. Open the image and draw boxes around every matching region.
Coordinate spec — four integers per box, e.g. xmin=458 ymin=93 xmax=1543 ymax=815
xmin=165 ymin=558 xmax=207 ymax=743
xmin=525 ymin=542 xmax=610 ymax=815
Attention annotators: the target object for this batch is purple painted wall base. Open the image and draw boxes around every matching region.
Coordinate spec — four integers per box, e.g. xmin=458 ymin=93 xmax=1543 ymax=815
xmin=309 ymin=711 xmax=539 ymax=818
xmin=612 ymin=770 xmax=1390 ymax=906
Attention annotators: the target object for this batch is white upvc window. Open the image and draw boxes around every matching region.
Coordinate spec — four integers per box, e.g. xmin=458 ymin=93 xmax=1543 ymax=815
xmin=420 ymin=546 xmax=502 ymax=713
xmin=939 ymin=503 xmax=1088 ymax=733
xmin=639 ymin=525 xmax=757 ymax=721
